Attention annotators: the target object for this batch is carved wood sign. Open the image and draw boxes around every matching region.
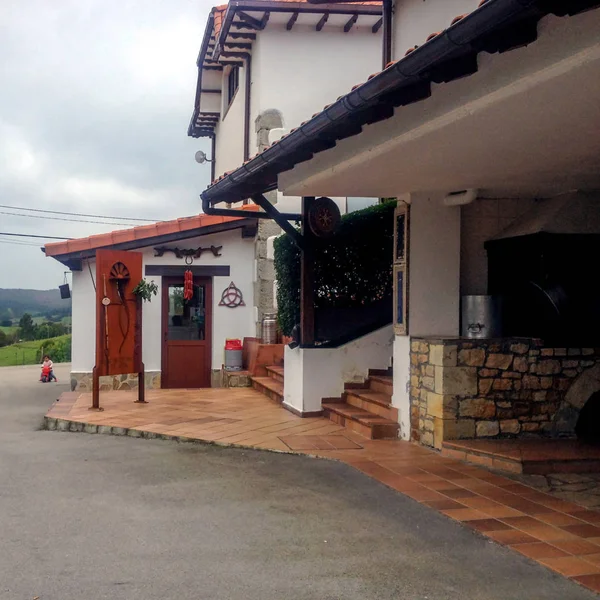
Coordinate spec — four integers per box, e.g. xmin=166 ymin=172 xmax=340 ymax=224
xmin=153 ymin=245 xmax=222 ymax=265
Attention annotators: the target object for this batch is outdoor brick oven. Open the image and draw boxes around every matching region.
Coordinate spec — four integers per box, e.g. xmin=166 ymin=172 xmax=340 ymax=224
xmin=410 ymin=338 xmax=600 ymax=449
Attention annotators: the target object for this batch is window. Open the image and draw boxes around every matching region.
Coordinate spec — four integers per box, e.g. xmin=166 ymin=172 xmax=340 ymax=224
xmin=227 ymin=66 xmax=239 ymax=106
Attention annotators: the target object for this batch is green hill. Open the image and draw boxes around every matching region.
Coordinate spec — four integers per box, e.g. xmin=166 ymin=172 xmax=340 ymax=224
xmin=0 ymin=288 xmax=71 ymax=324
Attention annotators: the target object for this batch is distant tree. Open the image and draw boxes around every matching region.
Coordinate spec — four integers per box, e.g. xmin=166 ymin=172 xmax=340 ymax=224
xmin=18 ymin=313 xmax=35 ymax=340
xmin=0 ymin=319 xmax=11 ymax=327
xmin=0 ymin=330 xmax=7 ymax=347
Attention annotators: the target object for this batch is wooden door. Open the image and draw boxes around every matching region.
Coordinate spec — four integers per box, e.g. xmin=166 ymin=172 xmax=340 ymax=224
xmin=162 ymin=276 xmax=212 ymax=388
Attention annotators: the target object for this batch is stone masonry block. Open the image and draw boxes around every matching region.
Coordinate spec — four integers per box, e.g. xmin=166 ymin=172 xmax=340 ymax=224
xmin=510 ymin=343 xmax=529 ymax=355
xmin=535 ymin=360 xmax=561 ymax=375
xmin=427 ymin=392 xmax=457 ymax=419
xmin=436 ymin=367 xmax=477 ymax=396
xmin=459 ymin=398 xmax=496 ymax=419
xmin=429 ymin=344 xmax=457 ymax=368
xmin=458 ymin=348 xmax=485 ymax=367
xmin=440 ymin=418 xmax=476 ymax=440
xmin=500 ymin=419 xmax=521 ymax=434
xmin=513 ymin=357 xmax=529 ymax=373
xmin=479 ymin=378 xmax=494 ymax=395
xmin=476 ymin=420 xmax=500 ymax=437
xmin=486 ymin=354 xmax=513 ymax=370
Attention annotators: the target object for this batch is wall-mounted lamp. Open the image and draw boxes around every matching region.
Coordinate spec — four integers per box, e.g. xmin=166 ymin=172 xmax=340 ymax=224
xmin=443 ymin=189 xmax=478 ymax=207
xmin=195 ymin=150 xmax=214 ymax=165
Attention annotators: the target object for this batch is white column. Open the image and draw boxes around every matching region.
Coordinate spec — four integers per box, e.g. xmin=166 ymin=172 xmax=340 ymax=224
xmin=392 ymin=192 xmax=461 ymax=439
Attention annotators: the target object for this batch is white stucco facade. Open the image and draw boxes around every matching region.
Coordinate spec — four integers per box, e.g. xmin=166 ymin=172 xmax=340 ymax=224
xmin=69 ymin=227 xmax=255 ymax=386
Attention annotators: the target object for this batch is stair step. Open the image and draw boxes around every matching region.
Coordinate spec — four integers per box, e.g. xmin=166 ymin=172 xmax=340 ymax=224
xmin=344 ymin=389 xmax=397 ymax=421
xmin=251 ymin=376 xmax=284 ymax=404
xmin=265 ymin=365 xmax=284 ymax=383
xmin=368 ymin=375 xmax=393 ymax=395
xmin=323 ymin=402 xmax=399 ymax=440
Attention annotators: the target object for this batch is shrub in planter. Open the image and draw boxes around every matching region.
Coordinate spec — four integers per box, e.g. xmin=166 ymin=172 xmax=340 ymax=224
xmin=274 ymin=200 xmax=396 ymax=336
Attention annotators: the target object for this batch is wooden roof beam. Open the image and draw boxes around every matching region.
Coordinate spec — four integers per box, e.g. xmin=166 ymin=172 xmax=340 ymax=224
xmin=316 ymin=12 xmax=329 ymax=31
xmin=286 ymin=11 xmax=299 ymax=30
xmin=237 ymin=11 xmax=270 ymax=30
xmin=372 ymin=17 xmax=383 ymax=33
xmin=344 ymin=14 xmax=358 ymax=33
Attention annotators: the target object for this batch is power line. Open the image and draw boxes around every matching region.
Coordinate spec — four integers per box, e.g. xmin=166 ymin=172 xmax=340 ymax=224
xmin=0 ymin=203 xmax=164 ymax=222
xmin=0 ymin=210 xmax=135 ymax=226
xmin=0 ymin=239 xmax=42 ymax=247
xmin=0 ymin=232 xmax=72 ymax=240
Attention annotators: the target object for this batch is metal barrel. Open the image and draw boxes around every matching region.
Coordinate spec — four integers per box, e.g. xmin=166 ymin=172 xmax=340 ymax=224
xmin=461 ymin=295 xmax=502 ymax=338
xmin=261 ymin=313 xmax=278 ymax=345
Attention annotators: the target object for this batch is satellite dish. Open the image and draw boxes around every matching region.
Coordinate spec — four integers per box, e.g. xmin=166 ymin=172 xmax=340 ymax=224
xmin=195 ymin=150 xmax=208 ymax=164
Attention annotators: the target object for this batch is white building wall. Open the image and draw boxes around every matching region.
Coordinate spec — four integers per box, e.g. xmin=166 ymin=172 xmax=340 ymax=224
xmin=251 ymin=24 xmax=380 ymax=147
xmin=213 ymin=65 xmax=247 ymax=179
xmin=392 ymin=0 xmax=481 ymax=60
xmin=71 ymin=264 xmax=97 ymax=372
xmin=284 ymin=325 xmax=394 ymax=415
xmin=69 ymin=228 xmax=255 ymax=378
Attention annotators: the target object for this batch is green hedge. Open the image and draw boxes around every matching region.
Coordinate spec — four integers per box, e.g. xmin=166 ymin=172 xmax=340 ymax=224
xmin=274 ymin=201 xmax=396 ymax=336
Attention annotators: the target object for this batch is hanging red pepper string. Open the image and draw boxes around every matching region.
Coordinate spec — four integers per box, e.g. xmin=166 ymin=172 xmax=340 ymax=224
xmin=184 ymin=269 xmax=194 ymax=301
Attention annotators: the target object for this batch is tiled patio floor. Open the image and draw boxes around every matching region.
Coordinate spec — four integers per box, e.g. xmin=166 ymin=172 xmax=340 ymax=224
xmin=47 ymin=388 xmax=600 ymax=594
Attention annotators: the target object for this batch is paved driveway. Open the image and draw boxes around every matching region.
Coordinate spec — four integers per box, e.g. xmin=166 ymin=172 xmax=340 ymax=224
xmin=0 ymin=364 xmax=597 ymax=599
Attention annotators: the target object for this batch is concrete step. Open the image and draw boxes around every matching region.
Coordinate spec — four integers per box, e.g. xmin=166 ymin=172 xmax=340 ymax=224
xmin=322 ymin=402 xmax=399 ymax=440
xmin=265 ymin=365 xmax=284 ymax=384
xmin=368 ymin=375 xmax=393 ymax=396
xmin=344 ymin=389 xmax=397 ymax=421
xmin=251 ymin=376 xmax=284 ymax=404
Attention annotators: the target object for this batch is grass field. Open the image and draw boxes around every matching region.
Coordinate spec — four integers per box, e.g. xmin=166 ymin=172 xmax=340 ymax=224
xmin=0 ymin=325 xmax=17 ymax=335
xmin=0 ymin=335 xmax=71 ymax=367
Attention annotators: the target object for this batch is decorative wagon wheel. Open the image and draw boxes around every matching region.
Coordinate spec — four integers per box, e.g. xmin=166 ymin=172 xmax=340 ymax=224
xmin=307 ymin=197 xmax=341 ymax=238
xmin=109 ymin=261 xmax=130 ymax=280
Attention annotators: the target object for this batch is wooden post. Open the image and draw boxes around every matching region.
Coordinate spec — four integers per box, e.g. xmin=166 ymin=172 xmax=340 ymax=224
xmin=300 ymin=196 xmax=316 ymax=346
xmin=134 ymin=295 xmax=148 ymax=403
xmin=91 ymin=365 xmax=101 ymax=410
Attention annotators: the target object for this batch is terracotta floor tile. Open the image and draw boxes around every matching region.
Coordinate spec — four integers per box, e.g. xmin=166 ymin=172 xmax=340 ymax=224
xmin=569 ymin=510 xmax=600 ymax=525
xmin=573 ymin=573 xmax=600 ymax=593
xmin=465 ymin=518 xmax=512 ymax=533
xmin=551 ymin=539 xmax=600 ymax=556
xmin=524 ymin=526 xmax=578 ymax=543
xmin=513 ymin=542 xmax=570 ymax=560
xmin=501 ymin=516 xmax=546 ymax=530
xmin=539 ymin=556 xmax=600 ymax=577
xmin=561 ymin=524 xmax=600 ymax=539
xmin=440 ymin=508 xmax=487 ymax=522
xmin=423 ymin=498 xmax=466 ymax=511
xmin=535 ymin=511 xmax=588 ymax=528
xmin=458 ymin=496 xmax=506 ymax=511
xmin=402 ymin=487 xmax=449 ymax=502
xmin=485 ymin=529 xmax=539 ymax=545
xmin=440 ymin=488 xmax=477 ymax=500
xmin=482 ymin=506 xmax=527 ymax=519
xmin=582 ymin=553 xmax=600 ymax=566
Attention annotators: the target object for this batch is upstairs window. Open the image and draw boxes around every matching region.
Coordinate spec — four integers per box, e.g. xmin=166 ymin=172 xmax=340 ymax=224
xmin=227 ymin=66 xmax=239 ymax=106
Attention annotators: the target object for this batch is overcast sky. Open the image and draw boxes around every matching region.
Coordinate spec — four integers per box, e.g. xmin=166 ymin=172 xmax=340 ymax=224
xmin=0 ymin=0 xmax=214 ymax=290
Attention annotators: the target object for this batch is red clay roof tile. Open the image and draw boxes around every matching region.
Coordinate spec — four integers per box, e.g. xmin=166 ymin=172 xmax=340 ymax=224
xmin=44 ymin=204 xmax=259 ymax=258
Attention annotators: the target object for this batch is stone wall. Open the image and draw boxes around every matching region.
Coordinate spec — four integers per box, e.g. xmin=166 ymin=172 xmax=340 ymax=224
xmin=71 ymin=371 xmax=161 ymax=392
xmin=410 ymin=338 xmax=600 ymax=449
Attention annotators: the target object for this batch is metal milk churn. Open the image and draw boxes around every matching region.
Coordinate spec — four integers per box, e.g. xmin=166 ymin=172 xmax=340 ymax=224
xmin=261 ymin=313 xmax=278 ymax=345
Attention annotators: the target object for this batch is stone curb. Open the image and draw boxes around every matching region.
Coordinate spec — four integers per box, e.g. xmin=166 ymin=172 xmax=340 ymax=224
xmin=41 ymin=416 xmax=305 ymax=457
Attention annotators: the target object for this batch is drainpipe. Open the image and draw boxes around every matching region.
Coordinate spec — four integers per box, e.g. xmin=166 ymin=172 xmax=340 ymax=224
xmin=210 ymin=134 xmax=216 ymax=183
xmin=242 ymin=54 xmax=252 ymax=204
xmin=382 ymin=0 xmax=392 ymax=68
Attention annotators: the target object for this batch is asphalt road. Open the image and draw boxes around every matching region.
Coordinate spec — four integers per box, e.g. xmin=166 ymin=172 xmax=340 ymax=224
xmin=0 ymin=364 xmax=597 ymax=600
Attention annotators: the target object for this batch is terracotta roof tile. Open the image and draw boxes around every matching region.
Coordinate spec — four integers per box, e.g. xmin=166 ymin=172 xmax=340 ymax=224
xmin=44 ymin=204 xmax=259 ymax=258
